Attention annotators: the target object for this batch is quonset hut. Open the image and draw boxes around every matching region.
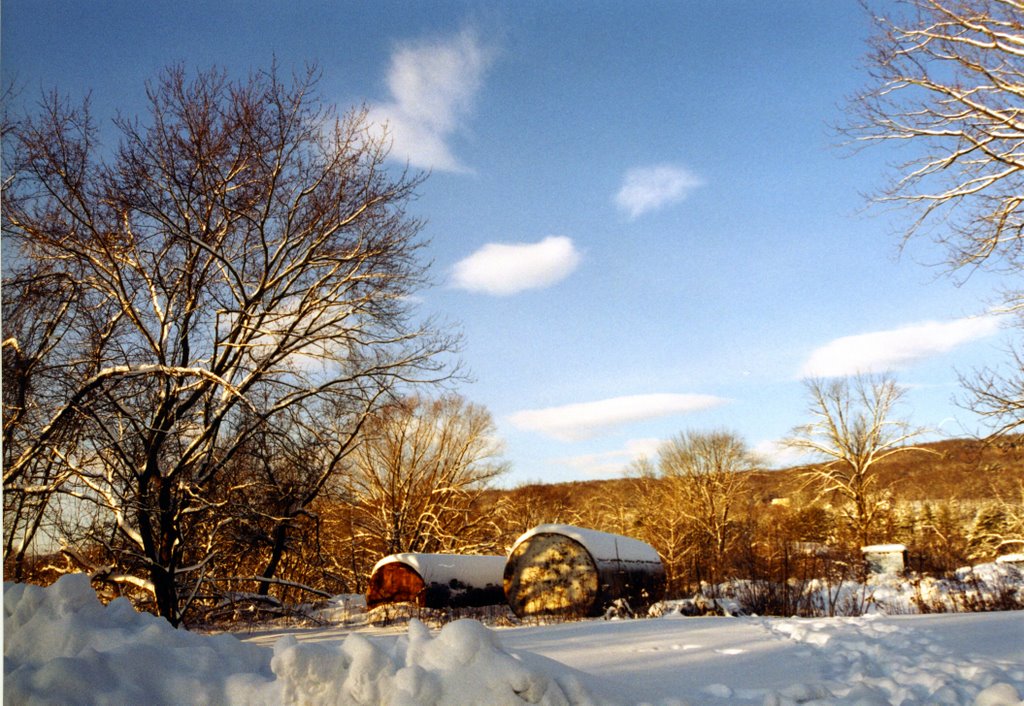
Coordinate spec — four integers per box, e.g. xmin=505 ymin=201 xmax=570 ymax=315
xmin=366 ymin=554 xmax=507 ymax=610
xmin=503 ymin=524 xmax=665 ymax=619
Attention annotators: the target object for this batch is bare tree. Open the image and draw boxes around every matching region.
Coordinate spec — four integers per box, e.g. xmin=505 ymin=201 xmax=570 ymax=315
xmin=632 ymin=461 xmax=695 ymax=597
xmin=635 ymin=430 xmax=754 ymax=591
xmin=2 ymin=64 xmax=455 ymax=624
xmin=787 ymin=375 xmax=929 ymax=547
xmin=348 ymin=394 xmax=507 ymax=558
xmin=848 ymin=0 xmax=1024 ymax=432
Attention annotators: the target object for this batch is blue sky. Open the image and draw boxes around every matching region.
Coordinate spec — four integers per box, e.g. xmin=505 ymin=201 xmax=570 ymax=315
xmin=3 ymin=2 xmax=1013 ymax=485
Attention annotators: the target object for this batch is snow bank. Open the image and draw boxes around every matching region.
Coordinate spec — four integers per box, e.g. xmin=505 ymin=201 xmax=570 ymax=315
xmin=269 ymin=619 xmax=595 ymax=706
xmin=3 ymin=575 xmax=271 ymax=705
xmin=865 ymin=559 xmax=1024 ymax=614
xmin=313 ymin=594 xmax=367 ymax=625
xmin=3 ymin=575 xmax=598 ymax=706
xmin=696 ymin=560 xmax=1024 ymax=618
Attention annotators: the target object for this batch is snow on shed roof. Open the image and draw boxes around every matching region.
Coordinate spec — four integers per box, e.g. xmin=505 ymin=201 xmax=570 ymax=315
xmin=861 ymin=544 xmax=907 ymax=553
xmin=510 ymin=524 xmax=662 ymax=567
xmin=371 ymin=553 xmax=506 ymax=587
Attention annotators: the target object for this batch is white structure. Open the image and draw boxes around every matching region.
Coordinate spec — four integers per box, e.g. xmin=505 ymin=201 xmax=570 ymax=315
xmin=862 ymin=544 xmax=907 ymax=575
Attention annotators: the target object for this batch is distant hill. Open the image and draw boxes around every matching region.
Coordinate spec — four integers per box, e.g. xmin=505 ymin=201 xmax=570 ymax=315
xmin=746 ymin=436 xmax=1024 ymax=504
xmin=496 ymin=436 xmax=1024 ymax=508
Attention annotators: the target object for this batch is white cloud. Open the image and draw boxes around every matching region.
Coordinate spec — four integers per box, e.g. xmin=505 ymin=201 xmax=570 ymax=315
xmin=508 ymin=393 xmax=728 ymax=442
xmin=615 ymin=164 xmax=703 ymax=219
xmin=752 ymin=438 xmax=812 ymax=469
xmin=800 ymin=315 xmax=1003 ymax=378
xmin=369 ymin=29 xmax=493 ymax=172
xmin=450 ymin=236 xmax=581 ymax=296
xmin=560 ymin=438 xmax=663 ymax=478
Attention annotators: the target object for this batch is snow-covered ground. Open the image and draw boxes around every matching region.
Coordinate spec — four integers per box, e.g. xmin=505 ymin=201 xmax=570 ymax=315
xmin=495 ymin=611 xmax=1024 ymax=705
xmin=5 ymin=573 xmax=1024 ymax=705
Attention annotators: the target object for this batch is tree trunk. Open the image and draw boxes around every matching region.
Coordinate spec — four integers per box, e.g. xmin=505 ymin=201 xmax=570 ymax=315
xmin=151 ymin=564 xmax=179 ymax=627
xmin=258 ymin=523 xmax=289 ymax=596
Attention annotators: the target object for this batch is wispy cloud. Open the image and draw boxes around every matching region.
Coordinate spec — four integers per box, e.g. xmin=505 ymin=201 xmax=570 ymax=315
xmin=615 ymin=164 xmax=703 ymax=219
xmin=450 ymin=235 xmax=581 ymax=296
xmin=800 ymin=315 xmax=1003 ymax=378
xmin=369 ymin=29 xmax=493 ymax=172
xmin=560 ymin=437 xmax=663 ymax=478
xmin=509 ymin=393 xmax=728 ymax=442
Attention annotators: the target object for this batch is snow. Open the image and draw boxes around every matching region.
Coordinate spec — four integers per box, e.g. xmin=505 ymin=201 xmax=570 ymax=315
xmin=371 ymin=553 xmax=506 ymax=588
xmin=6 ymin=573 xmax=1024 ymax=705
xmin=4 ymin=575 xmax=592 ymax=706
xmin=3 ymin=576 xmax=270 ymax=704
xmin=861 ymin=544 xmax=907 ymax=553
xmin=510 ymin=524 xmax=663 ymax=569
xmin=310 ymin=594 xmax=367 ymax=626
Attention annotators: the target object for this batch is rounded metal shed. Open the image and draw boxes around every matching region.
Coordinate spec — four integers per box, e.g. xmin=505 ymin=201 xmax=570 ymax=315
xmin=366 ymin=553 xmax=507 ymax=610
xmin=503 ymin=524 xmax=665 ymax=619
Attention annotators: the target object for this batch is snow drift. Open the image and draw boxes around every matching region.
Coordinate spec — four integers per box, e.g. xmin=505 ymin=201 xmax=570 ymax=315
xmin=3 ymin=574 xmax=596 ymax=706
xmin=3 ymin=576 xmax=270 ymax=705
